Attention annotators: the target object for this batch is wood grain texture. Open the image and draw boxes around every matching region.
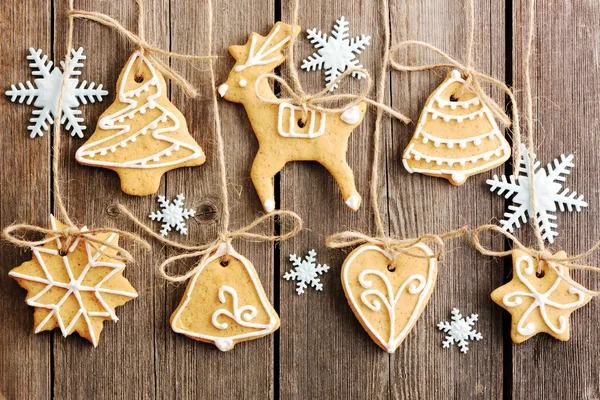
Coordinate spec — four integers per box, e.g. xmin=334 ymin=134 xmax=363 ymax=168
xmin=0 ymin=1 xmax=52 ymax=399
xmin=512 ymin=1 xmax=600 ymax=398
xmin=2 ymin=0 xmax=600 ymax=399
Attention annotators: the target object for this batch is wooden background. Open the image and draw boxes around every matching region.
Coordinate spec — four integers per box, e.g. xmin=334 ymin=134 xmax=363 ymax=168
xmin=1 ymin=0 xmax=599 ymax=398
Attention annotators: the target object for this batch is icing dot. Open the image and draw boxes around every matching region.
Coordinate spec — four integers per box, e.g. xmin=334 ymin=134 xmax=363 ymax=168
xmin=100 ymin=150 xmax=107 ymax=156
xmin=239 ymin=79 xmax=247 ymax=87
xmin=436 ymin=160 xmax=442 ymax=165
xmin=422 ymin=138 xmax=429 ymax=144
xmin=459 ymin=142 xmax=467 ymax=149
xmin=447 ymin=143 xmax=454 ymax=149
xmin=434 ymin=141 xmax=440 ymax=148
xmin=443 ymin=116 xmax=450 ymax=122
xmin=141 ymin=160 xmax=147 ymax=166
xmin=450 ymin=104 xmax=457 ymax=111
xmin=474 ymin=138 xmax=482 ymax=146
xmin=150 ymin=122 xmax=158 ymax=129
xmin=483 ymin=155 xmax=491 ymax=161
xmin=131 ymin=137 xmax=137 ymax=142
xmin=118 ymin=117 xmax=125 ymax=123
xmin=431 ymin=113 xmax=438 ymax=120
xmin=166 ymin=151 xmax=172 ymax=156
xmin=415 ymin=155 xmax=421 ymax=161
xmin=161 ymin=116 xmax=168 ymax=123
xmin=495 ymin=149 xmax=502 ymax=156
xmin=451 ymin=172 xmax=466 ymax=184
xmin=89 ymin=153 xmax=95 ymax=158
xmin=149 ymin=103 xmax=156 ymax=109
xmin=174 ymin=145 xmax=180 ymax=151
xmin=461 ymin=103 xmax=468 ymax=109
xmin=474 ymin=99 xmax=480 ymax=106
xmin=153 ymin=156 xmax=160 ymax=162
xmin=140 ymin=107 xmax=146 ymax=114
xmin=120 ymin=142 xmax=127 ymax=147
xmin=110 ymin=147 xmax=116 ymax=153
xmin=471 ymin=159 xmax=477 ymax=164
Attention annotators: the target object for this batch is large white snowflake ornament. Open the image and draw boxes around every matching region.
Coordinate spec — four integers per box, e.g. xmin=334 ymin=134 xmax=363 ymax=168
xmin=283 ymin=250 xmax=330 ymax=295
xmin=487 ymin=144 xmax=587 ymax=244
xmin=6 ymin=47 xmax=108 ymax=138
xmin=301 ymin=16 xmax=371 ymax=91
xmin=149 ymin=194 xmax=196 ymax=236
xmin=437 ymin=308 xmax=483 ymax=354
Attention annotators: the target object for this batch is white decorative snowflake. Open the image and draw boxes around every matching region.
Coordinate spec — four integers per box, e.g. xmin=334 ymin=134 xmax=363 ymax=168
xmin=301 ymin=16 xmax=371 ymax=91
xmin=283 ymin=249 xmax=329 ymax=295
xmin=487 ymin=144 xmax=587 ymax=244
xmin=437 ymin=308 xmax=482 ymax=354
xmin=149 ymin=194 xmax=196 ymax=236
xmin=6 ymin=47 xmax=108 ymax=138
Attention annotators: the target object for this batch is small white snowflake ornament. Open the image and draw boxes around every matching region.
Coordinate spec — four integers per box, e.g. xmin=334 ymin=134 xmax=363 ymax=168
xmin=437 ymin=308 xmax=483 ymax=354
xmin=283 ymin=249 xmax=329 ymax=295
xmin=6 ymin=47 xmax=108 ymax=138
xmin=487 ymin=144 xmax=587 ymax=243
xmin=301 ymin=16 xmax=371 ymax=91
xmin=149 ymin=193 xmax=195 ymax=236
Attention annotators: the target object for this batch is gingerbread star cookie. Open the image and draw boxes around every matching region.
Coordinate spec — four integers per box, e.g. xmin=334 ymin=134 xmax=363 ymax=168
xmin=8 ymin=216 xmax=138 ymax=347
xmin=491 ymin=249 xmax=592 ymax=343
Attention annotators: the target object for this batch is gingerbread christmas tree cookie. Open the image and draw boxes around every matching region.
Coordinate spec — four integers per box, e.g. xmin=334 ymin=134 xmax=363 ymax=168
xmin=491 ymin=249 xmax=592 ymax=343
xmin=403 ymin=70 xmax=511 ymax=185
xmin=8 ymin=216 xmax=138 ymax=347
xmin=76 ymin=51 xmax=206 ymax=196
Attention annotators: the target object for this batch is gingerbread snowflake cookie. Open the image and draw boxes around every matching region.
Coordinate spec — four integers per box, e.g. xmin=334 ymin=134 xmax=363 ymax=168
xmin=76 ymin=51 xmax=206 ymax=196
xmin=403 ymin=70 xmax=510 ymax=185
xmin=491 ymin=249 xmax=592 ymax=343
xmin=219 ymin=22 xmax=367 ymax=213
xmin=8 ymin=216 xmax=138 ymax=347
xmin=341 ymin=243 xmax=437 ymax=353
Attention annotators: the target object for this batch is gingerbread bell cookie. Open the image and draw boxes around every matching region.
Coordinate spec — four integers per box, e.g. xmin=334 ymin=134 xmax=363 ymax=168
xmin=171 ymin=243 xmax=279 ymax=351
xmin=403 ymin=70 xmax=510 ymax=185
xmin=8 ymin=216 xmax=138 ymax=347
xmin=491 ymin=249 xmax=592 ymax=343
xmin=341 ymin=243 xmax=437 ymax=353
xmin=219 ymin=22 xmax=367 ymax=213
xmin=75 ymin=51 xmax=206 ymax=196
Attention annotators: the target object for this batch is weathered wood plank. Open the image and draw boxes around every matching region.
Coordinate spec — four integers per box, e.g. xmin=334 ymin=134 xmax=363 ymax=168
xmin=512 ymin=1 xmax=600 ymax=398
xmin=279 ymin=2 xmax=389 ymax=399
xmin=0 ymin=1 xmax=52 ymax=399
xmin=51 ymin=0 xmax=163 ymax=398
xmin=388 ymin=0 xmax=506 ymax=398
xmin=155 ymin=0 xmax=277 ymax=398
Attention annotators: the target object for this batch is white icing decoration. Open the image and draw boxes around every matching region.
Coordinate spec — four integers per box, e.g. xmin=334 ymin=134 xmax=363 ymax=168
xmin=340 ymin=105 xmax=361 ymax=124
xmin=343 ymin=244 xmax=435 ymax=353
xmin=301 ymin=16 xmax=371 ymax=91
xmin=171 ymin=243 xmax=278 ymax=351
xmin=238 ymin=79 xmax=247 ymax=87
xmin=211 ymin=286 xmax=263 ymax=330
xmin=218 ymin=84 xmax=229 ymax=97
xmin=487 ymin=144 xmax=588 ymax=244
xmin=404 ymin=145 xmax=507 ymax=167
xmin=277 ymin=102 xmax=326 ymax=138
xmin=415 ymin=128 xmax=500 ymax=148
xmin=502 ymin=254 xmax=586 ymax=336
xmin=345 ymin=194 xmax=361 ymax=211
xmin=263 ymin=199 xmax=275 ymax=213
xmin=8 ymin=215 xmax=137 ymax=347
xmin=6 ymin=47 xmax=108 ymax=138
xmin=75 ymin=51 xmax=204 ymax=169
xmin=235 ymin=24 xmax=291 ymax=72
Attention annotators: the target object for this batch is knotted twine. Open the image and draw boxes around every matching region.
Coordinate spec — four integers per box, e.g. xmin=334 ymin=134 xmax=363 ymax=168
xmin=472 ymin=0 xmax=600 ymax=297
xmin=69 ymin=0 xmax=217 ymax=98
xmin=389 ymin=0 xmax=522 ymax=166
xmin=326 ymin=0 xmax=467 ymax=260
xmin=253 ymin=0 xmax=411 ymax=125
xmin=2 ymin=0 xmax=151 ymax=263
xmin=114 ymin=0 xmax=303 ymax=282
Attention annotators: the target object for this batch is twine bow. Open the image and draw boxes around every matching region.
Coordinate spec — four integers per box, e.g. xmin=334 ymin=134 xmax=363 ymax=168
xmin=3 ymin=222 xmax=151 ymax=263
xmin=327 ymin=227 xmax=468 ymax=261
xmin=70 ymin=5 xmax=216 ymax=98
xmin=117 ymin=207 xmax=302 ymax=282
xmin=255 ymin=68 xmax=411 ymax=124
xmin=472 ymin=225 xmax=600 ymax=297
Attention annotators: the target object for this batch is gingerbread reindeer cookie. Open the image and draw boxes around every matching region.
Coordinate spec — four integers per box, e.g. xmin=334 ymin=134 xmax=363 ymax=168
xmin=219 ymin=22 xmax=367 ymax=213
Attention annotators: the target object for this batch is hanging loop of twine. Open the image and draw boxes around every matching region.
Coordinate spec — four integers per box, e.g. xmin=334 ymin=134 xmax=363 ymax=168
xmin=254 ymin=68 xmax=411 ymax=124
xmin=472 ymin=225 xmax=600 ymax=296
xmin=2 ymin=222 xmax=151 ymax=263
xmin=69 ymin=8 xmax=217 ymax=98
xmin=117 ymin=206 xmax=303 ymax=282
xmin=326 ymin=226 xmax=467 ymax=262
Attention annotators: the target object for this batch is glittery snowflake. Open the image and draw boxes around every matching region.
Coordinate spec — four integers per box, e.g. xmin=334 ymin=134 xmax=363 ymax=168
xmin=301 ymin=16 xmax=371 ymax=91
xmin=487 ymin=144 xmax=587 ymax=244
xmin=437 ymin=308 xmax=482 ymax=354
xmin=283 ymin=250 xmax=330 ymax=295
xmin=149 ymin=194 xmax=195 ymax=236
xmin=6 ymin=47 xmax=108 ymax=138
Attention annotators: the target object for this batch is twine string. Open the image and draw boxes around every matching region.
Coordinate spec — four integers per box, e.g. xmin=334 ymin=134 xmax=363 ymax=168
xmin=69 ymin=6 xmax=217 ymax=98
xmin=135 ymin=0 xmax=145 ymax=77
xmin=2 ymin=0 xmax=151 ymax=263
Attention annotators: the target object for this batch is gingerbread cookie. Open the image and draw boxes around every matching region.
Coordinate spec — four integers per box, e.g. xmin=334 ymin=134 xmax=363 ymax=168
xmin=491 ymin=249 xmax=592 ymax=343
xmin=8 ymin=216 xmax=138 ymax=347
xmin=341 ymin=243 xmax=437 ymax=353
xmin=403 ymin=70 xmax=510 ymax=185
xmin=75 ymin=51 xmax=206 ymax=196
xmin=171 ymin=243 xmax=279 ymax=351
xmin=219 ymin=22 xmax=367 ymax=213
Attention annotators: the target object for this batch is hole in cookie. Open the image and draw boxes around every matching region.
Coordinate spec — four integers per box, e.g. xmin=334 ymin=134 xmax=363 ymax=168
xmin=134 ymin=75 xmax=144 ymax=83
xmin=220 ymin=259 xmax=229 ymax=267
xmin=387 ymin=264 xmax=396 ymax=272
xmin=59 ymin=249 xmax=68 ymax=257
xmin=450 ymin=95 xmax=459 ymax=102
xmin=297 ymin=119 xmax=306 ymax=128
xmin=536 ymin=270 xmax=545 ymax=279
